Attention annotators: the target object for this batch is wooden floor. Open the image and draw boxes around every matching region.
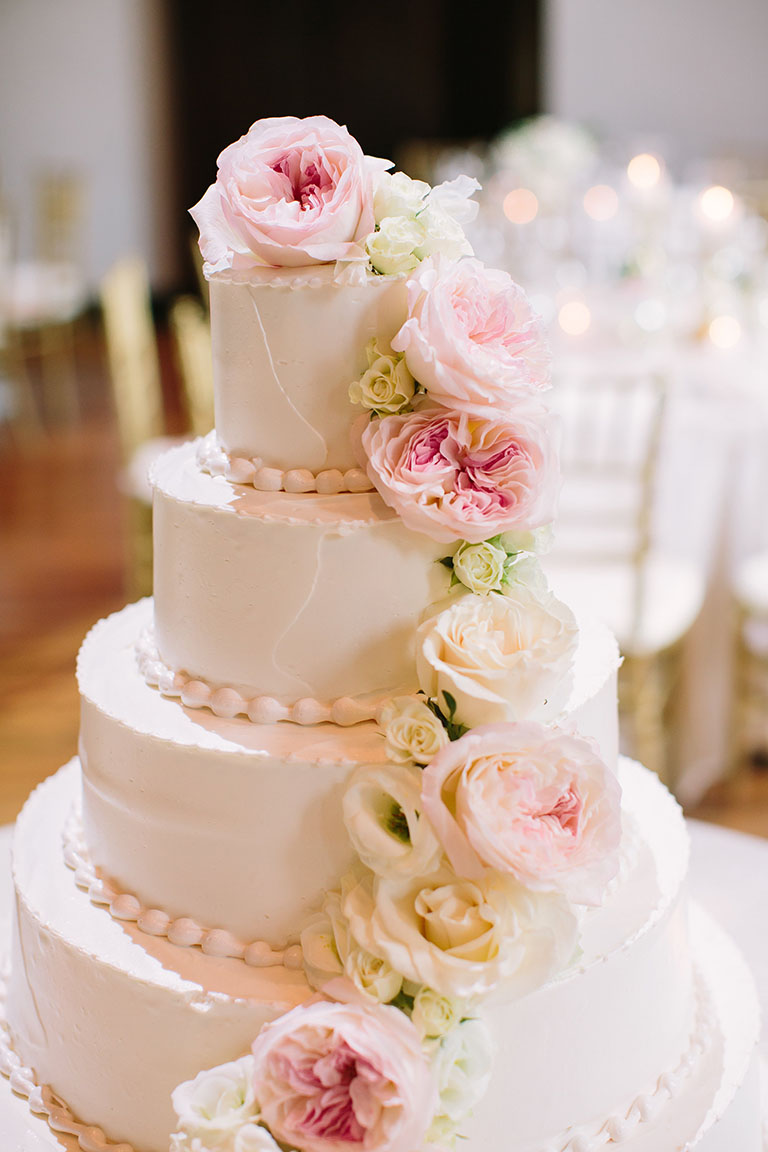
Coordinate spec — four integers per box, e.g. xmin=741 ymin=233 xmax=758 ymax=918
xmin=1 ymin=318 xmax=768 ymax=836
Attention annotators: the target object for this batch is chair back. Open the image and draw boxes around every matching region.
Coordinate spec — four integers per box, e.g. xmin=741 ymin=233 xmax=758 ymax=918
xmin=100 ymin=257 xmax=163 ymax=463
xmin=547 ymin=358 xmax=667 ymax=642
xmin=170 ymin=294 xmax=214 ymax=437
xmin=35 ymin=169 xmax=84 ymax=266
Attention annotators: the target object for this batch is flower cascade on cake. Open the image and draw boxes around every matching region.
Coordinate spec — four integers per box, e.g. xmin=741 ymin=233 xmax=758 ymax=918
xmin=174 ymin=114 xmax=622 ymax=1152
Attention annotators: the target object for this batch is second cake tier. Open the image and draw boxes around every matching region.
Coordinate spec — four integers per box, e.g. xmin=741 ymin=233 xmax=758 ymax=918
xmin=78 ymin=599 xmax=619 ymax=947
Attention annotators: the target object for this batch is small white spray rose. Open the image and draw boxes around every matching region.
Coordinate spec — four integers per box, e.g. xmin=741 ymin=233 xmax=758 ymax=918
xmin=452 ymin=541 xmax=508 ymax=595
xmin=374 ymin=171 xmax=431 ymax=221
xmin=349 ymin=340 xmax=416 ymax=415
xmin=381 ymin=696 xmax=450 ymax=765
xmin=301 ymin=891 xmax=351 ymax=991
xmin=171 ymin=1056 xmax=259 ymax=1151
xmin=414 ymin=202 xmax=473 ymax=264
xmin=427 ymin=1018 xmax=494 ymax=1133
xmin=342 ymin=761 xmax=443 ymax=879
xmin=411 ymin=986 xmax=466 ymax=1039
xmin=366 ymin=216 xmax=424 ymax=276
xmin=234 ymin=1125 xmax=287 ymax=1152
xmin=345 ymin=946 xmax=403 ymax=1004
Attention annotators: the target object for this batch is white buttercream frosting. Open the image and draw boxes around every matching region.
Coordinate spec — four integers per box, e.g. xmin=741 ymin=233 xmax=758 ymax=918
xmin=209 ymin=268 xmax=408 ymax=471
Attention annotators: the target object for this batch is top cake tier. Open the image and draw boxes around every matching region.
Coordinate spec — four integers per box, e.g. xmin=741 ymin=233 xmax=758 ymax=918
xmin=210 ymin=267 xmax=407 ymax=473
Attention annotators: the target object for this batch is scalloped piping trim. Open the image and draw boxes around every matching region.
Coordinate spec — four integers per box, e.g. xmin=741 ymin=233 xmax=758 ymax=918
xmin=135 ymin=630 xmax=383 ymax=726
xmin=0 ymin=972 xmax=135 ymax=1152
xmin=62 ymin=809 xmax=304 ymax=970
xmin=196 ymin=432 xmax=374 ymax=494
xmin=538 ymin=972 xmax=716 ymax=1152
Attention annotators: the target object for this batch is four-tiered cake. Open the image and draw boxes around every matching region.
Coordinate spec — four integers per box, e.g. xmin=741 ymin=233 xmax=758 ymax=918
xmin=2 ymin=115 xmax=763 ymax=1152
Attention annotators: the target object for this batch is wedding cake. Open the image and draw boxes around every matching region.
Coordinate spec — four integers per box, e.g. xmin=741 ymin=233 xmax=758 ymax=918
xmin=1 ymin=115 xmax=762 ymax=1152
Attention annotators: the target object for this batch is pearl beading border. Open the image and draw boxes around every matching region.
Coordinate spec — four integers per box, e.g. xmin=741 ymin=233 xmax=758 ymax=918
xmin=62 ymin=809 xmax=304 ymax=970
xmin=196 ymin=432 xmax=374 ymax=494
xmin=0 ymin=971 xmax=135 ymax=1152
xmin=539 ymin=975 xmax=716 ymax=1152
xmin=135 ymin=629 xmax=381 ymax=726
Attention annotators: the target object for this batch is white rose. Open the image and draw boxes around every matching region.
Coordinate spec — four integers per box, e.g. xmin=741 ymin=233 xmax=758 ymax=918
xmin=349 ymin=351 xmax=416 ymax=415
xmin=366 ymin=216 xmax=424 ymax=276
xmin=234 ymin=1125 xmax=286 ymax=1152
xmin=345 ymin=945 xmax=403 ymax=1004
xmin=411 ymin=986 xmax=465 ymax=1039
xmin=414 ymin=203 xmax=473 ymax=264
xmin=423 ymin=174 xmax=481 ymax=227
xmin=342 ymin=762 xmax=443 ymax=879
xmin=502 ymin=554 xmax=549 ymax=597
xmin=498 ymin=524 xmax=554 ymax=555
xmin=301 ymin=891 xmax=351 ymax=991
xmin=343 ymin=865 xmax=577 ymax=1000
xmin=374 ymin=171 xmax=431 ymax=221
xmin=426 ymin=1018 xmax=494 ymax=1141
xmin=452 ymin=541 xmax=507 ymax=595
xmin=380 ymin=696 xmax=450 ymax=765
xmin=172 ymin=1057 xmax=259 ymax=1151
xmin=416 ymin=588 xmax=578 ymax=730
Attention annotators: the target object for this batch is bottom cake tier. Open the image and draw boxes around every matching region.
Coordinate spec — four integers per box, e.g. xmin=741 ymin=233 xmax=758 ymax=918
xmin=2 ymin=760 xmax=763 ymax=1152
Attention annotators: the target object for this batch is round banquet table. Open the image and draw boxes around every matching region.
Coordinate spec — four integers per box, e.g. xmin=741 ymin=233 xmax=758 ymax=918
xmin=0 ymin=817 xmax=765 ymax=1148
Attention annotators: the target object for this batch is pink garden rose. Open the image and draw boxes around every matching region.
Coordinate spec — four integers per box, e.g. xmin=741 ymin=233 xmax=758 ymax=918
xmin=359 ymin=406 xmax=558 ymax=544
xmin=190 ymin=116 xmax=390 ymax=272
xmin=391 ymin=258 xmax=551 ymax=412
xmin=421 ymin=723 xmax=622 ymax=905
xmin=250 ymin=1000 xmax=435 ymax=1152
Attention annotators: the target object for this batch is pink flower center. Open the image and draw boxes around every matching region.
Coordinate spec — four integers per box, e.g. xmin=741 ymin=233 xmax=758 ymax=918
xmin=535 ymin=786 xmax=583 ymax=837
xmin=275 ymin=1041 xmax=386 ymax=1146
xmin=271 ymin=151 xmax=335 ymax=210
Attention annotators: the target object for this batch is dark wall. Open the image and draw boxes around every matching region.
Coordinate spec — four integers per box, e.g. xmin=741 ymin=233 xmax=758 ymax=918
xmin=167 ymin=0 xmax=540 ymax=282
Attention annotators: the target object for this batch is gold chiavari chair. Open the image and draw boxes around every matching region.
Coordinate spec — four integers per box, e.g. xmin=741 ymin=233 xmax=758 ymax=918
xmin=169 ymin=294 xmax=214 ymax=438
xmin=4 ymin=169 xmax=88 ymax=425
xmin=730 ymin=552 xmax=768 ymax=773
xmin=100 ymin=256 xmax=174 ymax=598
xmin=544 ymin=359 xmax=706 ymax=790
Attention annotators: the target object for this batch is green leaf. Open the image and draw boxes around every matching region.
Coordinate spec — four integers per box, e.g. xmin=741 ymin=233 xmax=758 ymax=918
xmin=390 ymin=990 xmax=416 ymax=1014
xmin=442 ymin=691 xmax=457 ymax=720
xmin=438 ymin=555 xmax=455 ymax=570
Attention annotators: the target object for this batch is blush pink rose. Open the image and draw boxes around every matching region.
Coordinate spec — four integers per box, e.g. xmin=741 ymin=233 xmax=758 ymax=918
xmin=359 ymin=406 xmax=558 ymax=543
xmin=250 ymin=1000 xmax=435 ymax=1152
xmin=190 ymin=116 xmax=391 ymax=272
xmin=421 ymin=723 xmax=622 ymax=906
xmin=391 ymin=258 xmax=551 ymax=412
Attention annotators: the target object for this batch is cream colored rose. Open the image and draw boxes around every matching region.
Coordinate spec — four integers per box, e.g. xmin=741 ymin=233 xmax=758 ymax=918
xmin=498 ymin=524 xmax=554 ymax=556
xmin=343 ymin=865 xmax=576 ymax=1000
xmin=349 ymin=347 xmax=416 ymax=415
xmin=374 ymin=171 xmax=431 ymax=220
xmin=234 ymin=1125 xmax=286 ymax=1152
xmin=172 ymin=1056 xmax=260 ymax=1151
xmin=414 ymin=202 xmax=473 ymax=263
xmin=300 ymin=890 xmax=350 ymax=991
xmin=416 ymin=588 xmax=578 ymax=729
xmin=345 ymin=946 xmax=403 ymax=1004
xmin=426 ymin=1017 xmax=494 ymax=1136
xmin=452 ymin=541 xmax=507 ymax=595
xmin=411 ymin=986 xmax=465 ymax=1039
xmin=366 ymin=216 xmax=424 ymax=275
xmin=342 ymin=762 xmax=443 ymax=879
xmin=380 ymin=696 xmax=449 ymax=765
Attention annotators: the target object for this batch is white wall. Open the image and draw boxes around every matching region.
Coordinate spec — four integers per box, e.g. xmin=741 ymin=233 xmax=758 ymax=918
xmin=0 ymin=0 xmax=177 ymax=292
xmin=545 ymin=0 xmax=768 ymax=172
